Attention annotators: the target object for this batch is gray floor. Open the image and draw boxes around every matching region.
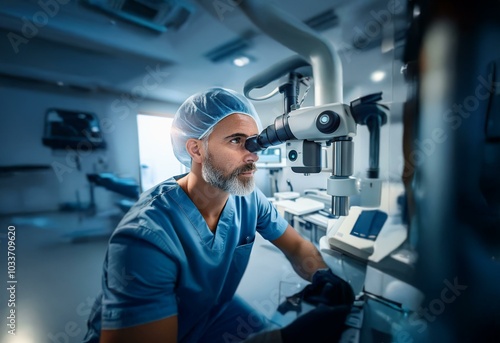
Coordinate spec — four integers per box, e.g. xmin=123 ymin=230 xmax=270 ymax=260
xmin=0 ymin=209 xmax=305 ymax=343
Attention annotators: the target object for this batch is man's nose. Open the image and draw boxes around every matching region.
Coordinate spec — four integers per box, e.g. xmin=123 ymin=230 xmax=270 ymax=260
xmin=244 ymin=150 xmax=259 ymax=164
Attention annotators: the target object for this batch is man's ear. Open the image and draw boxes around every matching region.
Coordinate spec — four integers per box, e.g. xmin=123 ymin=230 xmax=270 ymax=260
xmin=185 ymin=139 xmax=204 ymax=164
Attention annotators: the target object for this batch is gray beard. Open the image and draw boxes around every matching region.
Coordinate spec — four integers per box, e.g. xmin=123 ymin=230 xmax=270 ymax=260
xmin=202 ymin=154 xmax=256 ymax=196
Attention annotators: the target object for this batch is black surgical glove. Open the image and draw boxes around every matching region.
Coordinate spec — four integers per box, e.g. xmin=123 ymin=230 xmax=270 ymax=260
xmin=302 ymin=269 xmax=355 ymax=307
xmin=280 ymin=304 xmax=351 ymax=343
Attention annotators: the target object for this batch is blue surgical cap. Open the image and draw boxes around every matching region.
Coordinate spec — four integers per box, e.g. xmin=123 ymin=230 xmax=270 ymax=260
xmin=171 ymin=87 xmax=262 ymax=168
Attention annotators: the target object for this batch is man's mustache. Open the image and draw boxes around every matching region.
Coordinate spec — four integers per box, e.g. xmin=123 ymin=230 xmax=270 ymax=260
xmin=236 ymin=163 xmax=257 ymax=174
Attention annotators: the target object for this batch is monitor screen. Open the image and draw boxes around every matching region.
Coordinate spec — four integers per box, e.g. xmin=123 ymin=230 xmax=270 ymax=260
xmin=256 ymin=147 xmax=282 ymax=164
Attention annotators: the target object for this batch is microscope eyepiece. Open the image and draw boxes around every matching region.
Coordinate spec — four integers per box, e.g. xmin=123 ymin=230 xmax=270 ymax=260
xmin=245 ymin=135 xmax=263 ymax=153
xmin=244 ymin=126 xmax=276 ymax=152
xmin=244 ymin=114 xmax=297 ymax=153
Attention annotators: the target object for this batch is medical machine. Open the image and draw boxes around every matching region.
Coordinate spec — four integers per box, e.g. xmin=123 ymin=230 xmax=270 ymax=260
xmin=240 ymin=0 xmax=500 ymax=341
xmin=243 ymin=60 xmax=399 ymax=262
xmin=240 ymin=0 xmax=402 ymax=262
xmin=42 ymin=108 xmax=106 ymax=150
xmin=244 ymin=63 xmax=389 ymax=219
xmin=238 ymin=1 xmax=427 ymax=341
xmin=238 ymin=0 xmax=391 ymax=219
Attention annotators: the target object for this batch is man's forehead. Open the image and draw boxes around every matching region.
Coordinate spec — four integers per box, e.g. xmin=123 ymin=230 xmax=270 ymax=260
xmin=213 ymin=113 xmax=259 ymax=132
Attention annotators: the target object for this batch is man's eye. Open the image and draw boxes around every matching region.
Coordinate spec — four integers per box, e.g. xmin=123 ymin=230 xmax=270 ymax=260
xmin=230 ymin=137 xmax=241 ymax=144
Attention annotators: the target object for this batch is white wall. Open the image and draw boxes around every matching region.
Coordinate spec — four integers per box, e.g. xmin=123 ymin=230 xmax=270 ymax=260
xmin=0 ymin=80 xmax=178 ymax=215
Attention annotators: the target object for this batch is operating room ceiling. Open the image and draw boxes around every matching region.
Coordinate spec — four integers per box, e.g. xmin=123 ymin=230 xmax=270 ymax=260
xmin=0 ymin=0 xmax=409 ymax=114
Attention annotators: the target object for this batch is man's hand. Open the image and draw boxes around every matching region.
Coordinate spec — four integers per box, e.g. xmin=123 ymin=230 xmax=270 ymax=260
xmin=302 ymin=269 xmax=355 ymax=307
xmin=280 ymin=304 xmax=351 ymax=343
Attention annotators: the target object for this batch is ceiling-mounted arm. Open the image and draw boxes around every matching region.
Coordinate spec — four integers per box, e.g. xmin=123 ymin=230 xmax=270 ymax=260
xmin=239 ymin=0 xmax=343 ymax=105
xmin=243 ymin=55 xmax=311 ymax=101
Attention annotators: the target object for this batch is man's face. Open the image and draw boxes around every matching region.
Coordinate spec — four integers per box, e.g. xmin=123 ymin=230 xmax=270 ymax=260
xmin=200 ymin=114 xmax=259 ymax=196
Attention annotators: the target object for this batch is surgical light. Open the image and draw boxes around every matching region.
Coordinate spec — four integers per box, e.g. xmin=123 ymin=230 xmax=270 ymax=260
xmin=370 ymin=71 xmax=386 ymax=82
xmin=233 ymin=56 xmax=251 ymax=67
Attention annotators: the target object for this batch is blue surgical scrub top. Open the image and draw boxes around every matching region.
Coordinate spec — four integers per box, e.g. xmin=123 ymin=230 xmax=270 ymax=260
xmin=83 ymin=174 xmax=288 ymax=342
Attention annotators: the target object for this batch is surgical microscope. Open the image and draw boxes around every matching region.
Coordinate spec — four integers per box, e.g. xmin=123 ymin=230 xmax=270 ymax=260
xmin=242 ymin=56 xmax=422 ymax=342
xmin=236 ymin=1 xmax=424 ymax=341
xmin=243 ymin=57 xmax=426 ymax=343
xmin=244 ymin=56 xmax=389 ymax=218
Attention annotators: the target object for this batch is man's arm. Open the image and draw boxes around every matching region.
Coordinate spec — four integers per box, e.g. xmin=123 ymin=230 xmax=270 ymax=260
xmin=100 ymin=315 xmax=178 ymax=343
xmin=271 ymin=225 xmax=328 ymax=281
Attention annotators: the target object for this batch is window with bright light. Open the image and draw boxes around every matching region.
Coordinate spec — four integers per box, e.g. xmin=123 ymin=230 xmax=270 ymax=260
xmin=137 ymin=114 xmax=185 ymax=192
